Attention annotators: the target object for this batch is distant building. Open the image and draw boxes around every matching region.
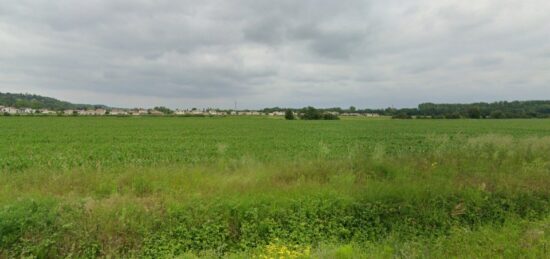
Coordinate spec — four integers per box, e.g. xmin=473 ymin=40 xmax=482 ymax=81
xmin=174 ymin=109 xmax=188 ymax=115
xmin=1 ymin=107 xmax=18 ymax=114
xmin=130 ymin=109 xmax=148 ymax=116
xmin=149 ymin=110 xmax=163 ymax=115
xmin=64 ymin=110 xmax=75 ymax=115
xmin=79 ymin=110 xmax=95 ymax=116
xmin=21 ymin=108 xmax=35 ymax=114
xmin=109 ymin=109 xmax=128 ymax=115
xmin=39 ymin=109 xmax=56 ymax=115
xmin=95 ymin=109 xmax=106 ymax=116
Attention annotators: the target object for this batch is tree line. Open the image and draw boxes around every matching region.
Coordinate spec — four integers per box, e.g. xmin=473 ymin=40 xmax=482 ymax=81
xmin=267 ymin=100 xmax=550 ymax=119
xmin=0 ymin=92 xmax=107 ymax=110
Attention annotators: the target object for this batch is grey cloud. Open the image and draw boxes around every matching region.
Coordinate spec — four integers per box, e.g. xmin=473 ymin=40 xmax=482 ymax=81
xmin=1 ymin=0 xmax=550 ymax=109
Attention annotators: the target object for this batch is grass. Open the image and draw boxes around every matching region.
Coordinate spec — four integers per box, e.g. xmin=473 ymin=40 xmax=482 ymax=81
xmin=0 ymin=116 xmax=549 ymax=257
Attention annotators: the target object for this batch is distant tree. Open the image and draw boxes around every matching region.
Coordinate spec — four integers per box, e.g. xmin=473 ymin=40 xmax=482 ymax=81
xmin=467 ymin=107 xmax=481 ymax=119
xmin=284 ymin=109 xmax=295 ymax=120
xmin=154 ymin=106 xmax=173 ymax=115
xmin=349 ymin=106 xmax=356 ymax=112
xmin=444 ymin=113 xmax=461 ymax=119
xmin=300 ymin=106 xmax=322 ymax=120
xmin=490 ymin=110 xmax=504 ymax=119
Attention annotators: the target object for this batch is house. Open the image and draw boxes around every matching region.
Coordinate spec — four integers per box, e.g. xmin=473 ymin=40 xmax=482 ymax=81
xmin=22 ymin=108 xmax=35 ymax=114
xmin=64 ymin=110 xmax=75 ymax=115
xmin=2 ymin=107 xmax=19 ymax=114
xmin=39 ymin=109 xmax=56 ymax=115
xmin=110 ymin=109 xmax=128 ymax=115
xmin=208 ymin=110 xmax=223 ymax=116
xmin=95 ymin=109 xmax=106 ymax=116
xmin=130 ymin=109 xmax=148 ymax=116
xmin=190 ymin=110 xmax=203 ymax=115
xmin=149 ymin=110 xmax=164 ymax=115
xmin=174 ymin=109 xmax=188 ymax=115
xmin=79 ymin=110 xmax=94 ymax=116
xmin=138 ymin=109 xmax=148 ymax=115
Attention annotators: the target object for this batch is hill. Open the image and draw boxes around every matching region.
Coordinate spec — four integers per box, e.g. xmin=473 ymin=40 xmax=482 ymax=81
xmin=0 ymin=92 xmax=107 ymax=110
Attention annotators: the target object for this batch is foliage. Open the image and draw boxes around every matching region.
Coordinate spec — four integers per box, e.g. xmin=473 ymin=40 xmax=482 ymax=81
xmin=418 ymin=101 xmax=550 ymax=119
xmin=299 ymin=106 xmax=322 ymax=120
xmin=299 ymin=107 xmax=339 ymax=120
xmin=467 ymin=107 xmax=481 ymax=119
xmin=0 ymin=92 xmax=107 ymax=111
xmin=154 ymin=106 xmax=174 ymax=115
xmin=285 ymin=109 xmax=295 ymax=120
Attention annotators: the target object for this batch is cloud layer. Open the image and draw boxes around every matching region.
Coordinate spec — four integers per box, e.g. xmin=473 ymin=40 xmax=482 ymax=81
xmin=1 ymin=0 xmax=550 ymax=108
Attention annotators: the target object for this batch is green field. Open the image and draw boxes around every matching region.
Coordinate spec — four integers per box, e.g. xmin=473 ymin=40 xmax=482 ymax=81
xmin=1 ymin=117 xmax=549 ymax=258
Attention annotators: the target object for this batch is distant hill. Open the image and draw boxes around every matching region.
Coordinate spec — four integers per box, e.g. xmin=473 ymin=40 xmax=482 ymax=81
xmin=0 ymin=92 xmax=108 ymax=110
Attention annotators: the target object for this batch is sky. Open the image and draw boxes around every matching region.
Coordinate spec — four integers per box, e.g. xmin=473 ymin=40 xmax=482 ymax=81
xmin=1 ymin=0 xmax=550 ymax=109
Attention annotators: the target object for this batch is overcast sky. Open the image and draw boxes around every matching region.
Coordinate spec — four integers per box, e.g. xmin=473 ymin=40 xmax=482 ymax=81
xmin=1 ymin=0 xmax=550 ymax=109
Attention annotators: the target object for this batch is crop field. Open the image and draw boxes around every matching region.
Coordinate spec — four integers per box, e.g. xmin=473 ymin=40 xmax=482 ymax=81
xmin=1 ymin=116 xmax=550 ymax=258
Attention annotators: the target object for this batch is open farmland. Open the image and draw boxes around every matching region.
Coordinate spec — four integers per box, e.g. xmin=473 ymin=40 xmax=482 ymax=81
xmin=1 ymin=117 xmax=550 ymax=258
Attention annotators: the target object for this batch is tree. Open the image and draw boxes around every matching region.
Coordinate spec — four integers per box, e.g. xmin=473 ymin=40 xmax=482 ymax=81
xmin=490 ymin=110 xmax=504 ymax=119
xmin=467 ymin=107 xmax=481 ymax=119
xmin=284 ymin=110 xmax=295 ymax=120
xmin=154 ymin=106 xmax=173 ymax=115
xmin=322 ymin=113 xmax=340 ymax=120
xmin=300 ymin=106 xmax=322 ymax=120
xmin=445 ymin=113 xmax=460 ymax=119
xmin=349 ymin=106 xmax=356 ymax=112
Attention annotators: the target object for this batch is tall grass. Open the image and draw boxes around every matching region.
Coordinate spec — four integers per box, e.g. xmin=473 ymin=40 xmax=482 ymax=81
xmin=1 ymin=134 xmax=549 ymax=257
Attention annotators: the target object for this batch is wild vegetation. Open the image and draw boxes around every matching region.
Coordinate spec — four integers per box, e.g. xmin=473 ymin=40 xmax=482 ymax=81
xmin=1 ymin=116 xmax=549 ymax=258
xmin=266 ymin=100 xmax=550 ymax=119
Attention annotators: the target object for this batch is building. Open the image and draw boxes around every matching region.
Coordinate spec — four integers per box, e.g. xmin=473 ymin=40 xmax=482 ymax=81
xmin=110 ymin=109 xmax=128 ymax=115
xmin=95 ymin=109 xmax=106 ymax=116
xmin=1 ymin=107 xmax=19 ymax=114
xmin=39 ymin=109 xmax=56 ymax=115
xmin=21 ymin=108 xmax=35 ymax=114
xmin=175 ymin=109 xmax=188 ymax=115
xmin=149 ymin=110 xmax=164 ymax=115
xmin=269 ymin=111 xmax=285 ymax=116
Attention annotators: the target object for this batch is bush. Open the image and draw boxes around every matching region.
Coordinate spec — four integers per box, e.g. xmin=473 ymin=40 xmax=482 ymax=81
xmin=285 ymin=110 xmax=295 ymax=120
xmin=298 ymin=107 xmax=339 ymax=120
xmin=322 ymin=113 xmax=340 ymax=120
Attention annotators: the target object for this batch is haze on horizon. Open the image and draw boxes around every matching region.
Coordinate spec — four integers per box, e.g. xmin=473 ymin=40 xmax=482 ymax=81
xmin=1 ymin=0 xmax=549 ymax=109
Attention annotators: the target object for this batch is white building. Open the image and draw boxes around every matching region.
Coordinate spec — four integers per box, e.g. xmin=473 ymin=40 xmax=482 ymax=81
xmin=1 ymin=107 xmax=19 ymax=114
xmin=110 ymin=109 xmax=128 ymax=115
xmin=39 ymin=109 xmax=56 ymax=115
xmin=21 ymin=108 xmax=35 ymax=114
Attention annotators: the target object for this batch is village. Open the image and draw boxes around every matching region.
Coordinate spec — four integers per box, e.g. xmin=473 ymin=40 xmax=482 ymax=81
xmin=0 ymin=105 xmax=380 ymax=117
